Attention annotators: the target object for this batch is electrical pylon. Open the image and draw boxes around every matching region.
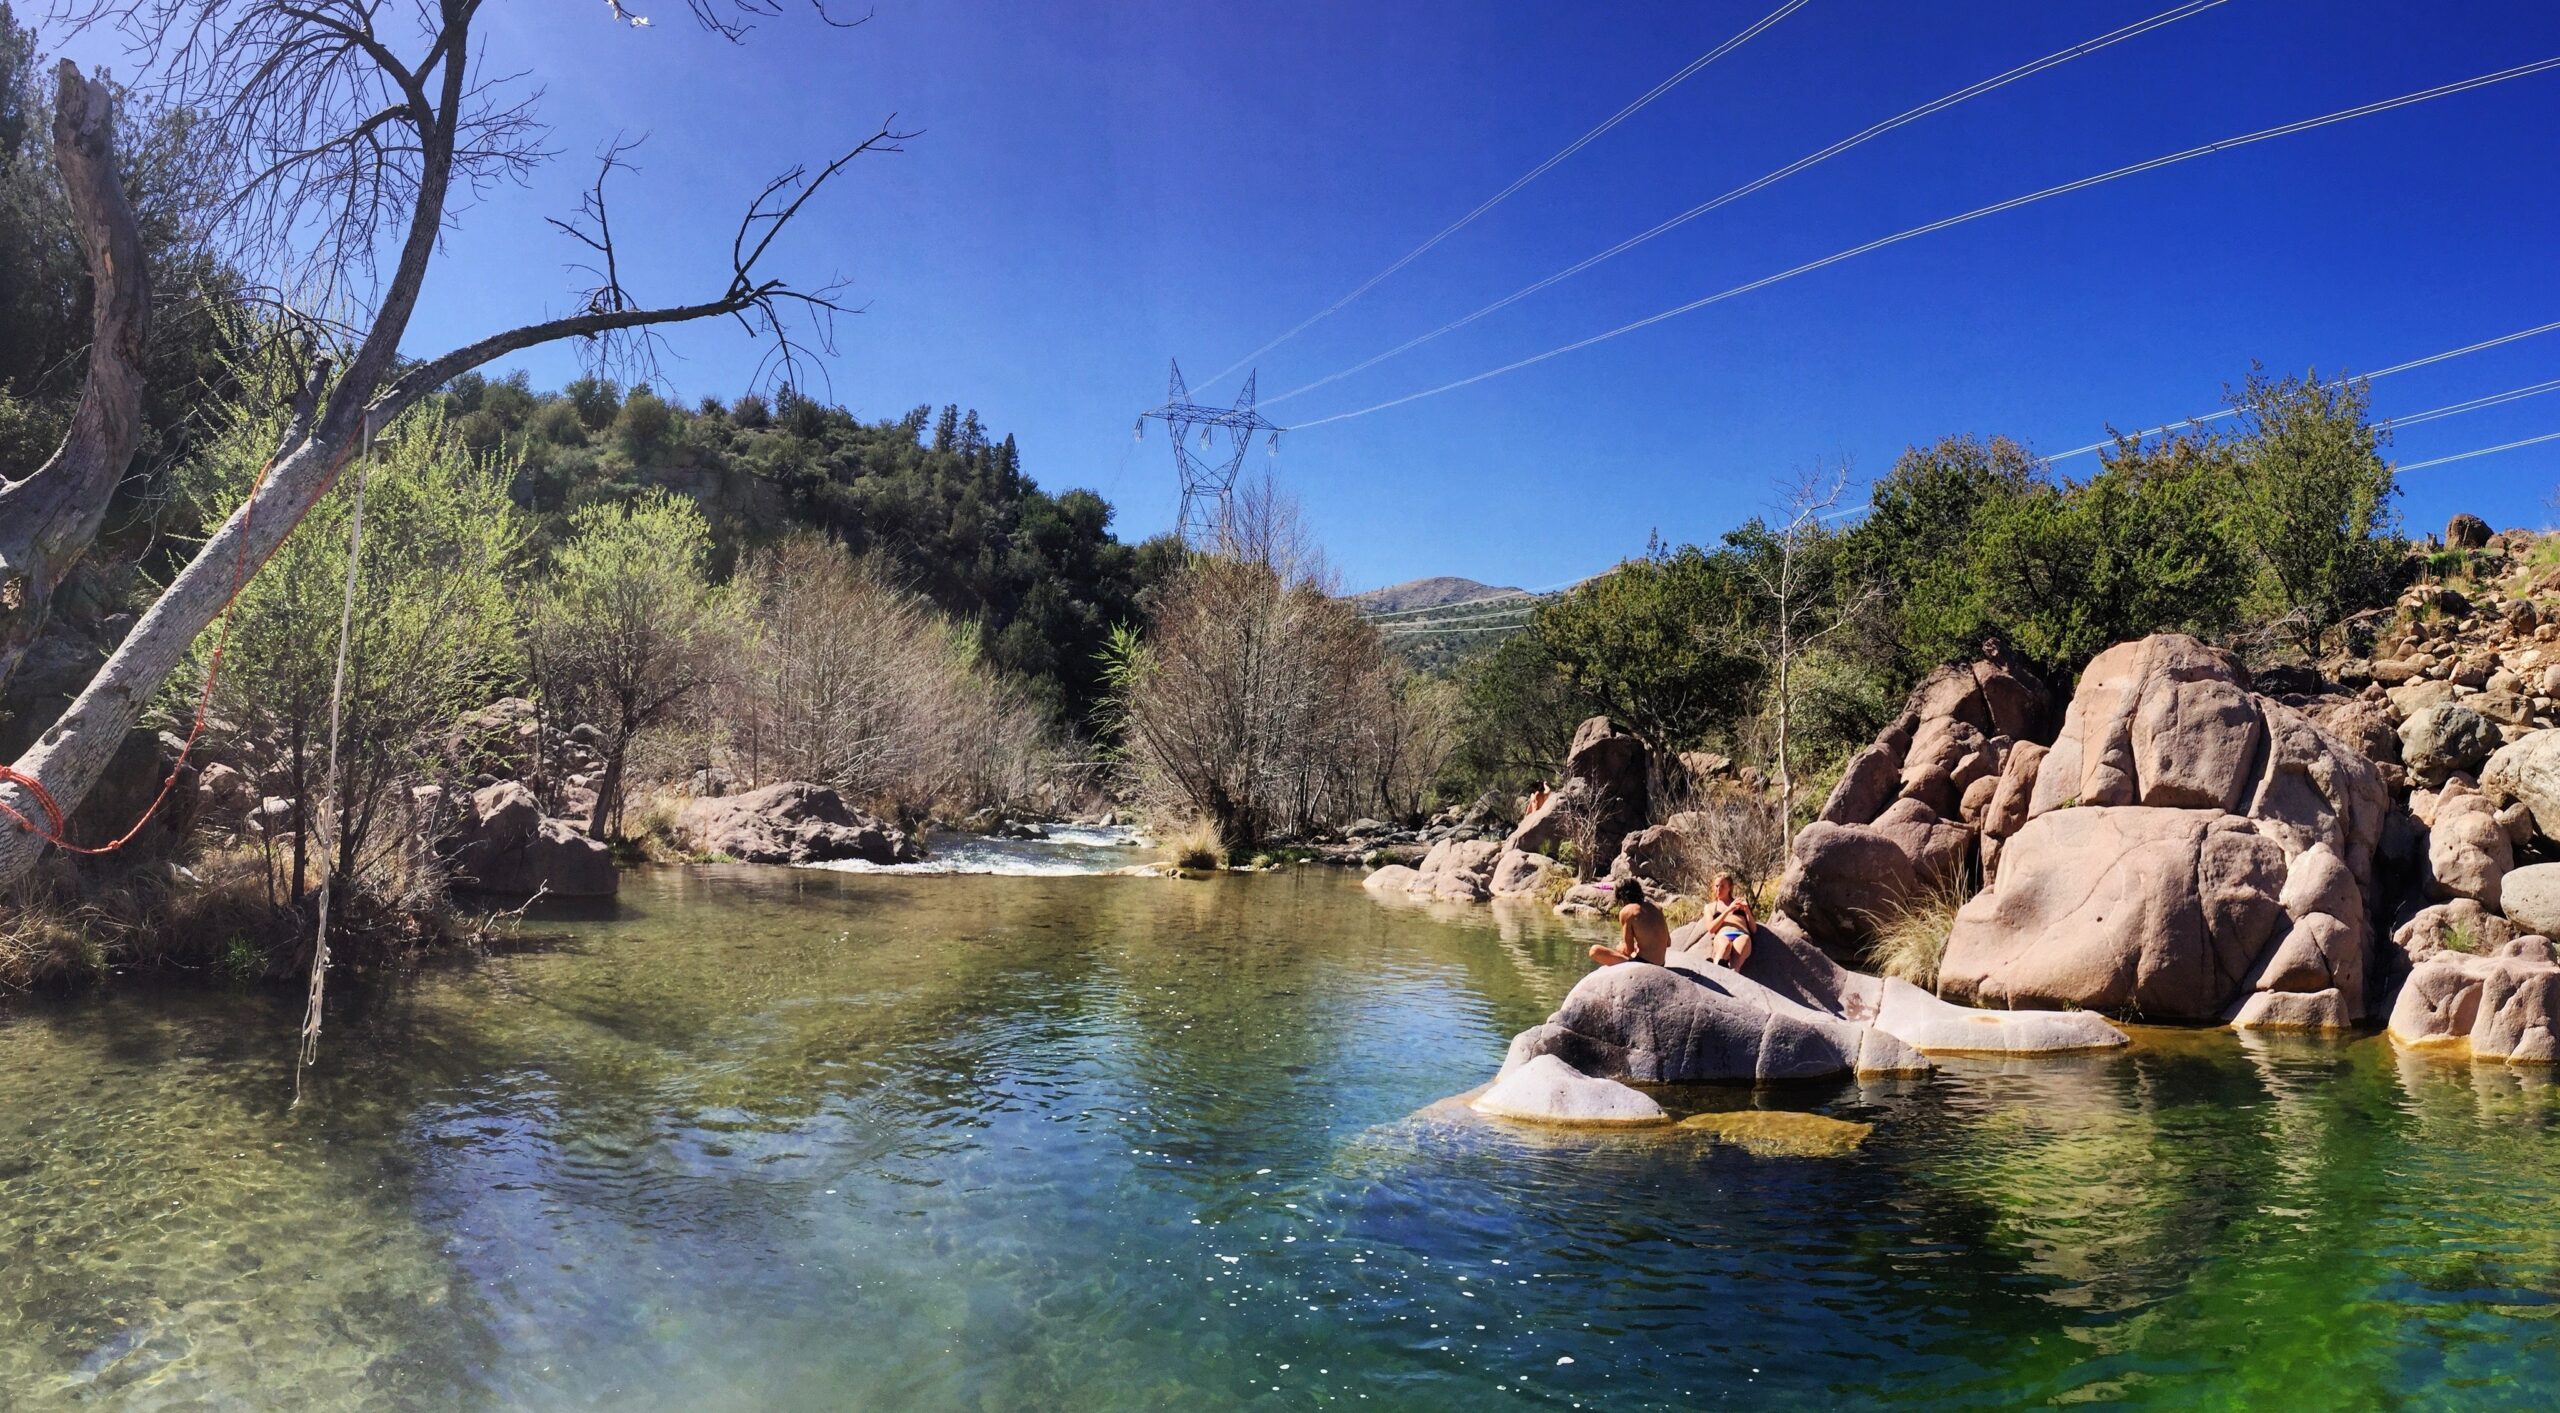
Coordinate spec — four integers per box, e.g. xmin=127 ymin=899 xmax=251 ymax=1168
xmin=1136 ymin=359 xmax=1282 ymax=545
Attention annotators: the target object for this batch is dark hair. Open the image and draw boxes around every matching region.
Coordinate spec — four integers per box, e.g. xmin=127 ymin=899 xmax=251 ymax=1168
xmin=1612 ymin=877 xmax=1645 ymax=906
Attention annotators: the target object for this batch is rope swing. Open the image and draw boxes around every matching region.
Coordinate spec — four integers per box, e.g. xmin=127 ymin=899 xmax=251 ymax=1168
xmin=295 ymin=414 xmax=374 ymax=1107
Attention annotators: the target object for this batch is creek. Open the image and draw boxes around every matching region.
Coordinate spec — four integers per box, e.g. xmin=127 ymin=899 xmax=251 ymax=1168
xmin=2 ymin=844 xmax=2556 ymax=1408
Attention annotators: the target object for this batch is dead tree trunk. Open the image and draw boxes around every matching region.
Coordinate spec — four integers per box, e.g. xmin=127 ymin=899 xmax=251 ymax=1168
xmin=0 ymin=63 xmax=152 ymax=693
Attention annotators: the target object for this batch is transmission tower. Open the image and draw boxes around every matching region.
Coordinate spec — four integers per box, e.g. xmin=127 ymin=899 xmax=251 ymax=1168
xmin=1136 ymin=359 xmax=1282 ymax=544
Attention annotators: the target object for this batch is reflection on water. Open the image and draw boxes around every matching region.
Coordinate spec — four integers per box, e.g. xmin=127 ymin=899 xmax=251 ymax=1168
xmin=2 ymin=866 xmax=2557 ymax=1409
xmin=807 ymin=822 xmax=1147 ymax=877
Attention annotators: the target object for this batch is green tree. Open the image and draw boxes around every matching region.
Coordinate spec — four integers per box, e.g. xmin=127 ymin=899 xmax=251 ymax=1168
xmin=1450 ymin=628 xmax=1590 ymax=799
xmin=1532 ymin=539 xmax=1761 ymax=750
xmin=527 ymin=491 xmax=738 ymax=838
xmin=1842 ymin=434 xmax=2044 ymax=675
xmin=190 ymin=403 xmax=527 ymax=900
xmin=2221 ymin=368 xmax=2403 ymax=657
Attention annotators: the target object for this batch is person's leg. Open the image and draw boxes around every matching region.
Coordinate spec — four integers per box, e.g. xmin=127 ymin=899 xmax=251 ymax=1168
xmin=1588 ymin=944 xmax=1628 ymax=966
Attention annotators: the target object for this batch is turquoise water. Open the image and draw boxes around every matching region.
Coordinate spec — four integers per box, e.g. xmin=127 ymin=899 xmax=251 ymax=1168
xmin=2 ymin=861 xmax=2557 ymax=1409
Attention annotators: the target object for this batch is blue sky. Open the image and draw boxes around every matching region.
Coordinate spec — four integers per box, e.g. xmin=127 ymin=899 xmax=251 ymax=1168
xmin=59 ymin=1 xmax=2560 ymax=589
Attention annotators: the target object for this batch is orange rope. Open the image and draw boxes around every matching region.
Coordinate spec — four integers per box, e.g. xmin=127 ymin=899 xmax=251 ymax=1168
xmin=0 ymin=435 xmax=361 ymax=853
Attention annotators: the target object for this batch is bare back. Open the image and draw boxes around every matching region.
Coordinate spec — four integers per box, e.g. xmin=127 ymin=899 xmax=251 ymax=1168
xmin=1616 ymin=901 xmax=1673 ymax=966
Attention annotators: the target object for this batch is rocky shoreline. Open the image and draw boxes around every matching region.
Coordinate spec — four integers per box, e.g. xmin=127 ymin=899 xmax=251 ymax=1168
xmin=1362 ymin=521 xmax=2560 ymax=1122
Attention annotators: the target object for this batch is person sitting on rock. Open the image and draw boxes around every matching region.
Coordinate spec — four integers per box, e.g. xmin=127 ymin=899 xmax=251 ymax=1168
xmin=1590 ymin=876 xmax=1671 ymax=968
xmin=1698 ymin=873 xmax=1754 ymax=970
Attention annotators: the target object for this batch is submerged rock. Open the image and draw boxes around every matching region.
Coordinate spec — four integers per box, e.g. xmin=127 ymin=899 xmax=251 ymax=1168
xmin=1471 ymin=1054 xmax=1668 ymax=1126
xmin=1679 ymin=1110 xmax=1874 ymax=1157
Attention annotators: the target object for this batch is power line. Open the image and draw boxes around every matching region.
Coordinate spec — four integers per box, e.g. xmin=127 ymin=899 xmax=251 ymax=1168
xmin=2047 ymin=317 xmax=2560 ymax=459
xmin=1285 ymin=55 xmax=2560 ymax=431
xmin=1354 ymin=571 xmax=1600 ymax=621
xmin=2385 ymin=375 xmax=2560 ymax=430
xmin=1265 ymin=0 xmax=2230 ymax=409
xmin=1194 ymin=0 xmax=1816 ymax=390
xmin=2397 ymin=428 xmax=2560 ymax=473
xmin=1379 ymin=604 xmax=1544 ymax=632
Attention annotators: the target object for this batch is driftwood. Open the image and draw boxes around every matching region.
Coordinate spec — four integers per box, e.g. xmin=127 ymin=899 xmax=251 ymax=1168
xmin=0 ymin=63 xmax=152 ymax=693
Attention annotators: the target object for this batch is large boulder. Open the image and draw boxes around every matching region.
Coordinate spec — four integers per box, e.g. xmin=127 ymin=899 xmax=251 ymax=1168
xmin=1866 ymin=796 xmax=1971 ymax=891
xmin=1409 ymin=837 xmax=1501 ymax=900
xmin=1775 ymin=820 xmax=1920 ymax=955
xmin=1612 ymin=811 xmax=1707 ymax=886
xmin=2399 ymin=704 xmax=2499 ymax=782
xmin=2503 ymin=863 xmax=2560 ymax=938
xmin=2295 ymin=692 xmax=2399 ymax=769
xmin=2483 ymin=729 xmax=2560 ymax=843
xmin=1965 ymin=635 xmax=2388 ymax=1028
xmin=670 ymin=781 xmax=917 ymax=866
xmin=1690 ymin=914 xmax=2127 ymax=1055
xmin=1502 ymin=715 xmax=1651 ymax=865
xmin=438 ymin=780 xmax=617 ymax=897
xmin=1471 ymin=1054 xmax=1668 ymax=1126
xmin=443 ymin=696 xmax=542 ymax=780
xmin=1499 ymin=958 xmax=1929 ymax=1084
xmin=2027 ymin=634 xmax=2263 ymax=816
xmin=1488 ymin=847 xmax=1560 ymax=899
xmin=2423 ymin=786 xmax=2512 ymax=909
xmin=2445 ymin=512 xmax=2493 ymax=549
xmin=2391 ymin=898 xmax=2518 ymax=968
xmin=1816 ymin=742 xmax=1901 ymax=827
xmin=2388 ymin=936 xmax=2559 ymax=1064
xmin=1940 ymin=807 xmax=2288 ymax=1022
xmin=1563 ymin=715 xmax=1649 ymax=864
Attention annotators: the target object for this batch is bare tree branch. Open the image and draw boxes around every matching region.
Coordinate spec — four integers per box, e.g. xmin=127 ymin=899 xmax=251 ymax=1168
xmin=0 ymin=63 xmax=153 ymax=692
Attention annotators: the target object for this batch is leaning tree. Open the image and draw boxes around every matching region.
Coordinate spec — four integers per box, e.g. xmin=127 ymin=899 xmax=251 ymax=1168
xmin=0 ymin=0 xmax=900 ymax=887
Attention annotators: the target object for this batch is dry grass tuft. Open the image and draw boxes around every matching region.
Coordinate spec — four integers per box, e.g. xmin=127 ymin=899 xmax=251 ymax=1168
xmin=1155 ymin=815 xmax=1224 ymax=872
xmin=1 ymin=850 xmax=287 ymax=991
xmin=1863 ymin=876 xmax=1973 ymax=993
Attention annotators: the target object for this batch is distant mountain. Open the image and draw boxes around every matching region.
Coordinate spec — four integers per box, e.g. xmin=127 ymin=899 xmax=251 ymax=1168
xmin=1349 ymin=576 xmax=1524 ymax=615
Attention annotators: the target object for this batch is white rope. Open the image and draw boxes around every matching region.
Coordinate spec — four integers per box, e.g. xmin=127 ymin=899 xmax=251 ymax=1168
xmin=295 ymin=415 xmax=373 ymax=1106
xmin=1194 ymin=0 xmax=1817 ymax=390
xmin=1266 ymin=0 xmax=2230 ymax=408
xmin=1286 ymin=55 xmax=2560 ymax=430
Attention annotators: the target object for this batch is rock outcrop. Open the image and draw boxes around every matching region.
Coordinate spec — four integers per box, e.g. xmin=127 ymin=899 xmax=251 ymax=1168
xmin=1941 ymin=634 xmax=2385 ymax=1031
xmin=1705 ymin=913 xmax=2127 ymax=1056
xmin=1475 ymin=914 xmax=2131 ymax=1122
xmin=1941 ymin=807 xmax=2290 ymax=1022
xmin=1504 ymin=715 xmax=1650 ymax=866
xmin=1778 ymin=650 xmax=2050 ymax=954
xmin=437 ymin=781 xmax=617 ymax=897
xmin=1498 ymin=957 xmax=1930 ymax=1087
xmin=2388 ymin=935 xmax=2559 ymax=1064
xmin=669 ymin=781 xmax=918 ymax=866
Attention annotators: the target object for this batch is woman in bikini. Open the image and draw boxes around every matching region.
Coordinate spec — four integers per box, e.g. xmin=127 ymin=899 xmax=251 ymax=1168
xmin=1699 ymin=872 xmax=1754 ymax=970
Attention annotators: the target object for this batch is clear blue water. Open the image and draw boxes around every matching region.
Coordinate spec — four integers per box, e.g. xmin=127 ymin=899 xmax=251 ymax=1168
xmin=2 ymin=860 xmax=2557 ymax=1409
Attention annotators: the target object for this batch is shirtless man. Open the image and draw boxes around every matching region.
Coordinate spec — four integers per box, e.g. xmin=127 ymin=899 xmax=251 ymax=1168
xmin=1698 ymin=873 xmax=1754 ymax=970
xmin=1589 ymin=877 xmax=1672 ymax=968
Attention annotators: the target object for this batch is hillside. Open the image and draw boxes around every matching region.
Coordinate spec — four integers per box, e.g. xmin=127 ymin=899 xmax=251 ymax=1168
xmin=1350 ymin=576 xmax=1524 ymax=614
